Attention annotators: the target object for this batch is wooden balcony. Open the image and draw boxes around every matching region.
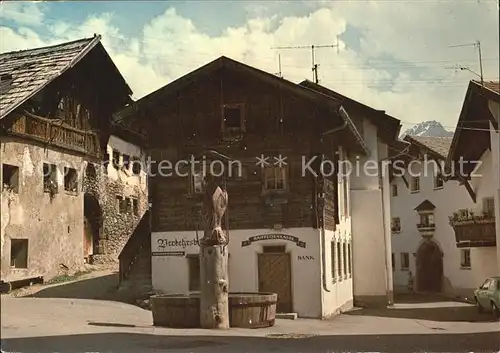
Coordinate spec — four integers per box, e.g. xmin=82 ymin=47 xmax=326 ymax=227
xmin=416 ymin=223 xmax=436 ymax=238
xmin=450 ymin=218 xmax=496 ymax=248
xmin=8 ymin=113 xmax=101 ymax=157
xmin=417 ymin=223 xmax=436 ymax=231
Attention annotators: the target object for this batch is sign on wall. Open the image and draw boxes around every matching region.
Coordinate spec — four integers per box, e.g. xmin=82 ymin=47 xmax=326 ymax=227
xmin=152 ymin=251 xmax=185 ymax=257
xmin=156 ymin=238 xmax=200 ymax=249
xmin=241 ymin=234 xmax=306 ymax=248
xmin=151 ymin=237 xmax=200 ymax=256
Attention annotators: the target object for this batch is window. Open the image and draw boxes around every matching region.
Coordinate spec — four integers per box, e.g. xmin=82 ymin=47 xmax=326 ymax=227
xmin=410 ymin=177 xmax=420 ymax=193
xmin=392 ymin=253 xmax=395 ymax=271
xmin=331 ymin=241 xmax=336 ymax=282
xmin=337 ymin=242 xmax=342 ymax=279
xmin=483 ymin=197 xmax=495 ymax=218
xmin=10 ymin=239 xmax=28 ymax=268
xmin=103 ymin=153 xmax=110 ymax=175
xmin=117 ymin=196 xmax=127 ymax=214
xmin=132 ymin=199 xmax=139 ymax=216
xmin=342 ymin=175 xmax=349 ymax=217
xmin=460 ymin=249 xmax=471 ymax=269
xmin=122 ymin=154 xmax=130 ymax=170
xmin=392 ymin=184 xmax=398 ymax=197
xmin=434 ymin=173 xmax=444 ymax=189
xmin=64 ymin=167 xmax=78 ymax=193
xmin=112 ymin=150 xmax=120 ymax=169
xmin=85 ymin=163 xmax=97 ymax=179
xmin=126 ymin=198 xmax=133 ymax=213
xmin=222 ymin=103 xmax=244 ymax=131
xmin=2 ymin=164 xmax=19 ymax=193
xmin=392 ymin=217 xmax=401 ymax=232
xmin=264 ymin=166 xmax=287 ymax=191
xmin=190 ymin=172 xmax=204 ymax=194
xmin=400 ymin=252 xmax=409 ymax=270
xmin=420 ymin=214 xmax=434 ymax=226
xmin=131 ymin=157 xmax=142 ymax=175
xmin=347 ymin=243 xmax=352 ymax=276
xmin=343 ymin=242 xmax=348 ymax=277
xmin=188 ymin=255 xmax=200 ymax=291
xmin=459 ymin=209 xmax=468 ymax=218
xmin=262 ymin=245 xmax=286 ymax=253
xmin=43 ymin=163 xmax=58 ymax=193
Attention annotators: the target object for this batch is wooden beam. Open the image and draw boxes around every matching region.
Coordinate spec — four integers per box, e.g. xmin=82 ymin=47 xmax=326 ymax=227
xmin=459 ymin=175 xmax=477 ymax=203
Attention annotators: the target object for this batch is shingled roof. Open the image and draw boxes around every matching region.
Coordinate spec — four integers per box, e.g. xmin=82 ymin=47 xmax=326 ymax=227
xmin=405 ymin=136 xmax=453 ymax=159
xmin=0 ymin=35 xmax=132 ymax=120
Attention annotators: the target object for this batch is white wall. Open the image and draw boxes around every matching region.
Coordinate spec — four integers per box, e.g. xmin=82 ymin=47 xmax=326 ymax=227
xmin=105 ymin=135 xmax=147 ymax=193
xmin=487 ymin=105 xmax=500 ymax=273
xmin=350 ymin=118 xmax=390 ymax=306
xmin=152 ymin=228 xmax=327 ymax=318
xmin=391 ymin=150 xmax=497 ymax=297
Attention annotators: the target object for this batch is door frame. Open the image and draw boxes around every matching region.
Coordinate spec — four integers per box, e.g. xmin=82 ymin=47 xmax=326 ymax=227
xmin=257 ymin=245 xmax=293 ymax=313
xmin=415 ymin=239 xmax=443 ymax=293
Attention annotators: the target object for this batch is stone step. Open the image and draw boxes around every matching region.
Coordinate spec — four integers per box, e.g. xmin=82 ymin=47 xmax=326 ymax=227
xmin=275 ymin=312 xmax=298 ymax=320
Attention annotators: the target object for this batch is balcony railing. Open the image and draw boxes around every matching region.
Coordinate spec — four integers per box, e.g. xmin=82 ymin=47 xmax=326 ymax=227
xmin=417 ymin=223 xmax=436 ymax=231
xmin=449 ymin=216 xmax=496 ymax=248
xmin=8 ymin=113 xmax=101 ymax=157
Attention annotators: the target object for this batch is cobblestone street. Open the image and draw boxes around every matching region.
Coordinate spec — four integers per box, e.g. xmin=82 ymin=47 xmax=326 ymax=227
xmin=2 ymin=296 xmax=499 ymax=352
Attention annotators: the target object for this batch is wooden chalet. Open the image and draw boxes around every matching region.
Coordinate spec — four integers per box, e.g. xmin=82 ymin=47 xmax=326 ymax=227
xmin=120 ymin=56 xmax=402 ymax=317
xmin=0 ymin=36 xmax=133 ymax=284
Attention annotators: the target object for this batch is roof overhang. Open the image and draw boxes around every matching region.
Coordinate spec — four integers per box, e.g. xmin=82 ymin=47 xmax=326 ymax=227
xmin=118 ymin=56 xmax=370 ymax=155
xmin=447 ymin=81 xmax=499 ymax=175
xmin=299 ymin=80 xmax=402 ymax=144
xmin=0 ymin=35 xmax=133 ymax=121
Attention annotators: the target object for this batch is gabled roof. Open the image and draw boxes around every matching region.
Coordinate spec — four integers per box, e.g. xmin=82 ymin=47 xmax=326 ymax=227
xmin=405 ymin=135 xmax=453 ymax=160
xmin=122 ymin=56 xmax=345 ymax=116
xmin=414 ymin=200 xmax=436 ymax=212
xmin=0 ymin=35 xmax=133 ymax=120
xmin=299 ymin=80 xmax=402 ymax=143
xmin=119 ymin=56 xmax=370 ymax=155
xmin=447 ymin=80 xmax=499 ymax=173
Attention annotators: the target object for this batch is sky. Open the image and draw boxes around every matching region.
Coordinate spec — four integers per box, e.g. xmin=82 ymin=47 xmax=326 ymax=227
xmin=0 ymin=0 xmax=499 ymax=132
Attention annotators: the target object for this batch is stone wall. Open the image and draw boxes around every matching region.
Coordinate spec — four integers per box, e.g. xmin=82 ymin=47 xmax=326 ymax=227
xmin=83 ymin=162 xmax=148 ymax=264
xmin=1 ymin=138 xmax=86 ymax=281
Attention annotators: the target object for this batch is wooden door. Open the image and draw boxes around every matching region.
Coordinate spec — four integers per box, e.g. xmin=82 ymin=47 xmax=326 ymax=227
xmin=416 ymin=241 xmax=443 ymax=293
xmin=83 ymin=217 xmax=93 ymax=259
xmin=258 ymin=252 xmax=292 ymax=313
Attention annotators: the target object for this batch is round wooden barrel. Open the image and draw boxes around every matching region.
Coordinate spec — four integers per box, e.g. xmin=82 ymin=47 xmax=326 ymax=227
xmin=150 ymin=294 xmax=200 ymax=328
xmin=228 ymin=292 xmax=277 ymax=328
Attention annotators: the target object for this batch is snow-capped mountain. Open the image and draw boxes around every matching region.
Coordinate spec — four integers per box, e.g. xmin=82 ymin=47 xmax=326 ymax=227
xmin=402 ymin=120 xmax=454 ymax=138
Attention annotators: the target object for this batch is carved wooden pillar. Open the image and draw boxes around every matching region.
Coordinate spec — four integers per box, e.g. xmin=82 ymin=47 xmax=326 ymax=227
xmin=199 ymin=176 xmax=229 ymax=329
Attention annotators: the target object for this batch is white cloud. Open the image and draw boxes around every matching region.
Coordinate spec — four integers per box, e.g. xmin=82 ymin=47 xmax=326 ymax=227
xmin=0 ymin=2 xmax=45 ymax=26
xmin=0 ymin=1 xmax=498 ymax=131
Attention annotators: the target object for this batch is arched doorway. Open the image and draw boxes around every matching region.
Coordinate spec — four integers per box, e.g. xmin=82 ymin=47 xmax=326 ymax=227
xmin=84 ymin=193 xmax=102 ymax=262
xmin=416 ymin=240 xmax=443 ymax=293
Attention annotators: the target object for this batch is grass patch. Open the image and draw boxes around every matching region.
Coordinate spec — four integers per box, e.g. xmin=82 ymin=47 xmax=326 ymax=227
xmin=46 ymin=270 xmax=92 ymax=285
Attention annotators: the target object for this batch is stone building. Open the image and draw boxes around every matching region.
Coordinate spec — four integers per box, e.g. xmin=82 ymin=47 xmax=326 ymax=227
xmin=0 ymin=36 xmax=146 ymax=286
xmin=83 ymin=130 xmax=149 ymax=265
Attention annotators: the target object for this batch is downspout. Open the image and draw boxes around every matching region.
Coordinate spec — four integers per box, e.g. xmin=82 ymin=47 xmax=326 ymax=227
xmin=319 ymin=110 xmax=348 ymax=293
xmin=378 ymin=140 xmax=411 ymax=305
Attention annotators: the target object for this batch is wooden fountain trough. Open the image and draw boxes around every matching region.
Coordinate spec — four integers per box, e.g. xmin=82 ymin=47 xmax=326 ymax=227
xmin=151 ymin=292 xmax=277 ymax=328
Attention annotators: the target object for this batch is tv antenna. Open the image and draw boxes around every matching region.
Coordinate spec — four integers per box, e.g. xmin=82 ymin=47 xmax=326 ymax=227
xmin=271 ymin=37 xmax=340 ymax=83
xmin=448 ymin=40 xmax=484 ymax=85
xmin=275 ymin=53 xmax=282 ymax=78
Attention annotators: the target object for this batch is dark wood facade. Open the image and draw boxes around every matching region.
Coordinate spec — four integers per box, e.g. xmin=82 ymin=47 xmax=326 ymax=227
xmin=125 ymin=58 xmax=366 ymax=233
xmin=0 ymin=38 xmax=132 ymax=159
